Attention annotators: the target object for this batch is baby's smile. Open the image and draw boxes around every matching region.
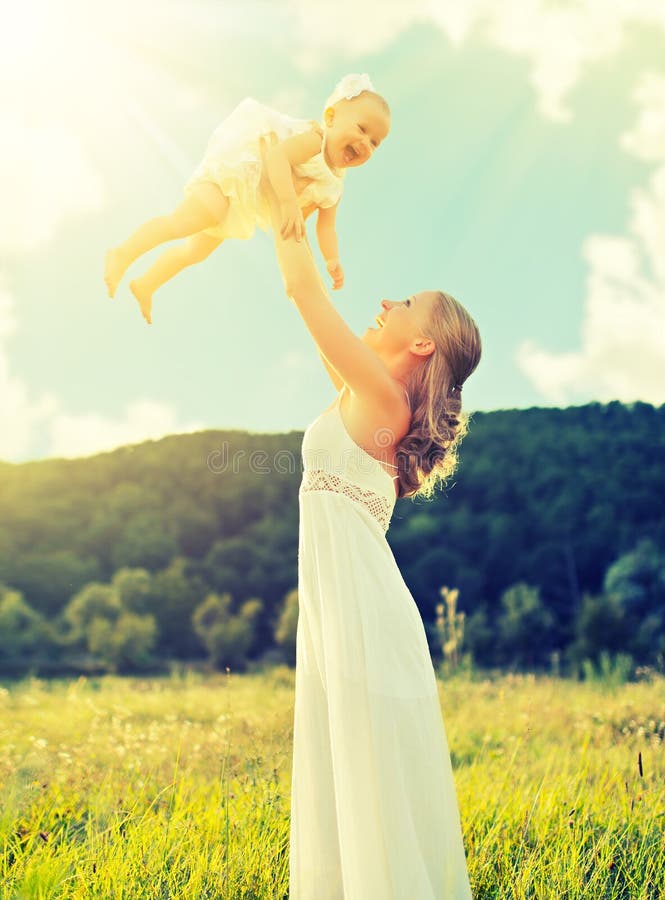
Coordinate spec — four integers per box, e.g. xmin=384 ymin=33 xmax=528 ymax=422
xmin=342 ymin=144 xmax=359 ymax=164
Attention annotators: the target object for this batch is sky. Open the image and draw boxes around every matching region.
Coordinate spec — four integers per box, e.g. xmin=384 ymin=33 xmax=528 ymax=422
xmin=1 ymin=0 xmax=664 ymax=462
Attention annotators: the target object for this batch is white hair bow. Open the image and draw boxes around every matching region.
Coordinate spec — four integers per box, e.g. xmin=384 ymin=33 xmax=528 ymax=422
xmin=324 ymin=73 xmax=375 ymax=111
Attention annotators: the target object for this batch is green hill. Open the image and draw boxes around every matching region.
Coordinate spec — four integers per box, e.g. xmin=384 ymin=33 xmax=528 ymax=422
xmin=1 ymin=400 xmax=664 ymax=669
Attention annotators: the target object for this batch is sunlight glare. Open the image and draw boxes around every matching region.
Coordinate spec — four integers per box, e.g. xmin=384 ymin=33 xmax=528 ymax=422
xmin=0 ymin=0 xmax=212 ymax=170
xmin=0 ymin=0 xmax=50 ymax=69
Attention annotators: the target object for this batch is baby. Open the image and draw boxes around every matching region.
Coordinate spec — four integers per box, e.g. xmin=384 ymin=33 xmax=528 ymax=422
xmin=104 ymin=73 xmax=391 ymax=323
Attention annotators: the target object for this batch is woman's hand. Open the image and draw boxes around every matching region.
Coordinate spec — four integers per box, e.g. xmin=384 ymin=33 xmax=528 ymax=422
xmin=326 ymin=257 xmax=344 ymax=290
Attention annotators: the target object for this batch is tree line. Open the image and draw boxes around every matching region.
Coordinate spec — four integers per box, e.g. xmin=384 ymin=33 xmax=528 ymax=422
xmin=1 ymin=400 xmax=663 ymax=675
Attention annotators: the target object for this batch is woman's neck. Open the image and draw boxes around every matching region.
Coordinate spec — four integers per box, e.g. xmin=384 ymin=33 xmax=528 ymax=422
xmin=379 ymin=349 xmax=421 ymax=388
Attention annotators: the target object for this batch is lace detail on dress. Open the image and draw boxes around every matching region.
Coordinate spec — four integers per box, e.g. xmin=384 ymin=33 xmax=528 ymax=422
xmin=300 ymin=469 xmax=393 ymax=532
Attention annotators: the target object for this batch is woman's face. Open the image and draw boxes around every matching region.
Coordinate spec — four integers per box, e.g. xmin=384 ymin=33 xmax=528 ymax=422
xmin=363 ymin=290 xmax=438 ymax=355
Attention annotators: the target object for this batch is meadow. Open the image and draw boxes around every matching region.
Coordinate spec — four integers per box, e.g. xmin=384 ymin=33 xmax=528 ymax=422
xmin=1 ymin=668 xmax=663 ymax=899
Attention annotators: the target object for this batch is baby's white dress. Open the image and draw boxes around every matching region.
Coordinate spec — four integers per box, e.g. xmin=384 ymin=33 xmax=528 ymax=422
xmin=185 ymin=98 xmax=344 ymax=240
xmin=290 ymin=386 xmax=473 ymax=899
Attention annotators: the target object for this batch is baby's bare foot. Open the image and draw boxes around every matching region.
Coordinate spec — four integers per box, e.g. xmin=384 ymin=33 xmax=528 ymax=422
xmin=130 ymin=278 xmax=153 ymax=325
xmin=104 ymin=247 xmax=132 ymax=298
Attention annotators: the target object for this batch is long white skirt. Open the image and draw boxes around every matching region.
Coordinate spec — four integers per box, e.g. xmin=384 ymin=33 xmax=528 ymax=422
xmin=290 ymin=490 xmax=473 ymax=899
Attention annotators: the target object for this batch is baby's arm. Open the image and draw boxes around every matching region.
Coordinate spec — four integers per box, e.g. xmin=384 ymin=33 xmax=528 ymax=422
xmin=263 ymin=128 xmax=324 ymax=242
xmin=316 ymin=202 xmax=344 ymax=290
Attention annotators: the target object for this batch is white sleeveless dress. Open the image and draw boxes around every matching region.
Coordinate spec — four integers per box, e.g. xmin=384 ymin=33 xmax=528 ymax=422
xmin=184 ymin=98 xmax=344 ymax=240
xmin=290 ymin=386 xmax=472 ymax=899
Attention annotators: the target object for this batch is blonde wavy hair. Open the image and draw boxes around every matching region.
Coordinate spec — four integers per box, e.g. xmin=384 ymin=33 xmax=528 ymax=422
xmin=395 ymin=291 xmax=482 ymax=499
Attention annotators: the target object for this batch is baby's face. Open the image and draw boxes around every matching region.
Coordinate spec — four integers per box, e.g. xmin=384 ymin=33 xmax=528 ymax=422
xmin=323 ymin=95 xmax=390 ymax=170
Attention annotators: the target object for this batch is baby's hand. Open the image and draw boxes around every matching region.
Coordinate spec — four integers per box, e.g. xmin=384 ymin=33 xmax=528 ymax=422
xmin=280 ymin=198 xmax=305 ymax=242
xmin=326 ymin=258 xmax=344 ymax=291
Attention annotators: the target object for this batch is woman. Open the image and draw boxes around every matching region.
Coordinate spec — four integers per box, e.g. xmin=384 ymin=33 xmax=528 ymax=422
xmin=261 ymin=143 xmax=481 ymax=898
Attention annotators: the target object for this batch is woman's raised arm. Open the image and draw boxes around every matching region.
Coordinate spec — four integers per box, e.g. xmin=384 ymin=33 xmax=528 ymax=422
xmin=259 ymin=138 xmax=396 ymax=408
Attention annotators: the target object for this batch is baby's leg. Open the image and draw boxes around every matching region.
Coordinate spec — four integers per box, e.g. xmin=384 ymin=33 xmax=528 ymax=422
xmin=104 ymin=182 xmax=228 ymax=298
xmin=130 ymin=232 xmax=223 ymax=324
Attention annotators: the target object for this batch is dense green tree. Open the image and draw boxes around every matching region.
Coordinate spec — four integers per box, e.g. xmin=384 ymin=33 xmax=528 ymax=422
xmin=59 ymin=579 xmax=157 ymax=671
xmin=110 ymin=512 xmax=178 ymax=572
xmin=0 ymin=588 xmax=52 ymax=666
xmin=111 ymin=568 xmax=153 ymax=615
xmin=497 ymin=583 xmax=555 ymax=669
xmin=204 ymin=538 xmax=261 ymax=602
xmin=62 ymin=582 xmax=121 ymax=646
xmin=192 ymin=592 xmax=263 ymax=670
xmin=1 ymin=402 xmax=664 ymax=671
xmin=0 ymin=550 xmax=100 ymax=617
xmin=87 ymin=612 xmax=157 ymax=672
xmin=170 ymin=503 xmax=219 ymax=558
xmin=83 ymin=482 xmax=155 ymax=574
xmin=567 ymin=592 xmax=626 ymax=668
xmin=150 ymin=558 xmax=208 ymax=658
xmin=462 ymin=606 xmax=495 ymax=666
xmin=275 ymin=588 xmax=298 ymax=665
xmin=604 ymin=539 xmax=665 ymax=618
xmin=603 ymin=539 xmax=665 ymax=664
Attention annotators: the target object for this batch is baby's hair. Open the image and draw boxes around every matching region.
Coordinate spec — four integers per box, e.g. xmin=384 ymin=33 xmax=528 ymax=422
xmin=346 ymin=90 xmax=391 ymax=117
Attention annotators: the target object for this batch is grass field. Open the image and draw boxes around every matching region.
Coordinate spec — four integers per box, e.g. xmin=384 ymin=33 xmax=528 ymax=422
xmin=1 ymin=668 xmax=663 ymax=898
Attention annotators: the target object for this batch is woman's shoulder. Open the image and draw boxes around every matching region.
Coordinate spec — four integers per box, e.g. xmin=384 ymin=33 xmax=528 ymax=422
xmin=344 ymin=382 xmax=412 ymax=448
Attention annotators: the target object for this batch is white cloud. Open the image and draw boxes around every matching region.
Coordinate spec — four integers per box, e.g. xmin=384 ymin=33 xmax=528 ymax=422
xmin=0 ymin=280 xmax=58 ymax=458
xmin=620 ymin=73 xmax=665 ymax=162
xmin=518 ymin=231 xmax=665 ymax=404
xmin=0 ymin=0 xmax=197 ymax=256
xmin=48 ymin=400 xmax=202 ymax=459
xmin=0 ymin=284 xmax=18 ymax=341
xmin=0 ymin=280 xmax=202 ymax=461
xmin=0 ymin=5 xmax=112 ymax=254
xmin=290 ymin=1 xmax=430 ymax=72
xmin=0 ymin=116 xmax=105 ymax=255
xmin=290 ymin=0 xmax=665 ymax=121
xmin=518 ymin=74 xmax=665 ymax=405
xmin=265 ymin=87 xmax=310 ymax=120
xmin=481 ymin=1 xmax=624 ymax=121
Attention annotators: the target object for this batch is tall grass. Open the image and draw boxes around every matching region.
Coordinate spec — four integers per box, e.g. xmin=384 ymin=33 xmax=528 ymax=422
xmin=1 ymin=668 xmax=663 ymax=898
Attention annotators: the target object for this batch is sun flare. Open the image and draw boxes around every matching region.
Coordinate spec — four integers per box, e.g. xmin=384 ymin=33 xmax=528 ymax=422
xmin=0 ymin=0 xmax=229 ymax=251
xmin=0 ymin=0 xmax=216 ymax=173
